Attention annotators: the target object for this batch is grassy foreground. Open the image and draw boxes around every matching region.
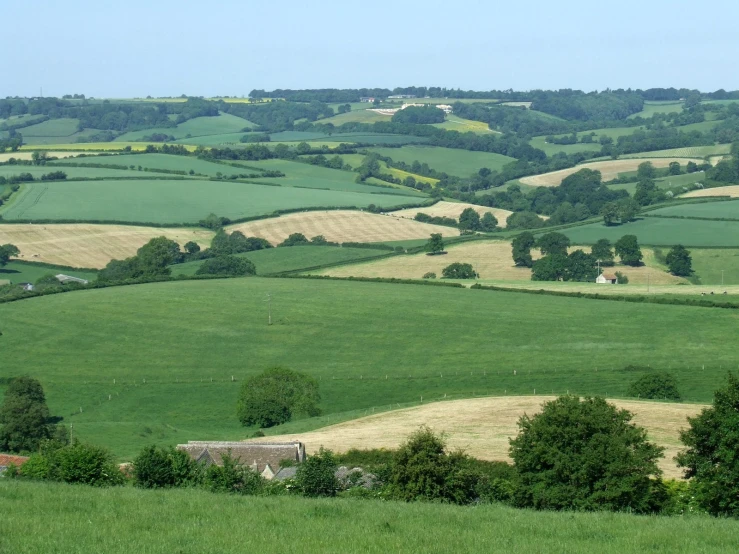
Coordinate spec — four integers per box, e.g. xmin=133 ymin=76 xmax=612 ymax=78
xmin=1 ymin=481 xmax=736 ymax=554
xmin=1 ymin=277 xmax=738 ymax=458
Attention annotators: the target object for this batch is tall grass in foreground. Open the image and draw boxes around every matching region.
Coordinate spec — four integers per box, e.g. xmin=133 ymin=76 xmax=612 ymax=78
xmin=0 ymin=481 xmax=737 ymax=554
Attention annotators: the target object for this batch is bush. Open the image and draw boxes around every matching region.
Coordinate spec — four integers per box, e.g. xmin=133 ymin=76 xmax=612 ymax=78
xmin=133 ymin=445 xmax=197 ymax=489
xmin=677 ymin=372 xmax=739 ymax=517
xmin=195 ymin=255 xmax=256 ymax=277
xmin=422 ymin=272 xmax=436 ymax=279
xmin=614 ymin=271 xmax=629 ymax=284
xmin=237 ymin=367 xmax=321 ymax=428
xmin=204 ymin=452 xmax=264 ymax=495
xmin=387 ymin=427 xmax=479 ymax=505
xmin=22 ymin=440 xmax=125 ymax=487
xmin=510 ymin=396 xmax=664 ymax=513
xmin=627 ymin=372 xmax=681 ymax=401
xmin=441 ymin=262 xmax=478 ymax=279
xmin=295 ymin=447 xmax=339 ymax=497
xmin=0 ymin=376 xmax=56 ymax=453
xmin=279 ymin=233 xmax=310 ymax=247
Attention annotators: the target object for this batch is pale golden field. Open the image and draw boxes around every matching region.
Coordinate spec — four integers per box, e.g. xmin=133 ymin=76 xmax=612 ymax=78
xmin=520 ymin=158 xmax=703 ymax=187
xmin=390 ymin=201 xmax=514 ymax=228
xmin=317 ymin=240 xmax=682 ymax=284
xmin=0 ymin=224 xmax=214 ymax=268
xmin=683 ymin=185 xmax=739 ymax=198
xmin=228 ymin=210 xmax=460 ymax=245
xmin=254 ymin=396 xmax=704 ymax=479
xmin=0 ymin=151 xmax=90 ymax=162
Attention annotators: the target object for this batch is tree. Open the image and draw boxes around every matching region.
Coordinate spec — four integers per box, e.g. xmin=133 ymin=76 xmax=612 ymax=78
xmin=136 ymin=237 xmax=181 ymax=275
xmin=637 ymin=161 xmax=657 ymax=180
xmin=441 ymin=262 xmax=478 ymax=279
xmin=279 ymin=233 xmax=310 ymax=247
xmin=627 ymin=372 xmax=681 ymax=401
xmin=506 ymin=211 xmax=545 ymax=230
xmin=133 ymin=445 xmax=197 ymax=489
xmin=677 ymin=373 xmax=739 ymax=516
xmin=600 ymin=202 xmax=619 ymax=226
xmin=0 ymin=377 xmax=56 ymax=453
xmin=665 ymin=245 xmax=692 ymax=276
xmin=184 ymin=241 xmax=200 ymax=255
xmin=591 ymin=239 xmax=614 ymax=266
xmin=426 ymin=233 xmax=445 ymax=254
xmin=480 ymin=212 xmax=498 ymax=232
xmin=510 ymin=396 xmax=664 ymax=512
xmin=458 ymin=208 xmax=481 ymax=232
xmin=295 ymin=447 xmax=339 ymax=497
xmin=387 ymin=427 xmax=478 ymax=505
xmin=565 ymin=250 xmax=598 ymax=282
xmin=531 ymin=254 xmax=568 ymax=281
xmin=0 ymin=243 xmax=19 ymax=267
xmin=668 ymin=161 xmax=682 ymax=175
xmin=511 ymin=232 xmax=535 ymax=267
xmin=614 ymin=234 xmax=643 ymax=266
xmin=536 ymin=232 xmax=570 ymax=256
xmin=236 ymin=367 xmax=321 ymax=428
xmin=210 ymin=229 xmax=233 ymax=255
xmin=195 ymin=255 xmax=256 ymax=277
xmin=617 ymin=198 xmax=639 ymax=223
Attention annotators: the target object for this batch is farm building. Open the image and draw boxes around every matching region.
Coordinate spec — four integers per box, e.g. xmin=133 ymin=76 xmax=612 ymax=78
xmin=0 ymin=454 xmax=29 ymax=473
xmin=177 ymin=441 xmax=306 ymax=479
xmin=389 ymin=94 xmax=416 ymax=99
xmin=596 ymin=273 xmax=618 ymax=284
xmin=360 ymin=97 xmax=375 ymax=103
xmin=55 ymin=274 xmax=89 ymax=285
xmin=17 ymin=283 xmax=34 ymax=291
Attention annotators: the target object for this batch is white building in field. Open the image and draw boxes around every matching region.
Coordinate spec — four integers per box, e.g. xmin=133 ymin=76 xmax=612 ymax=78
xmin=596 ymin=273 xmax=618 ymax=284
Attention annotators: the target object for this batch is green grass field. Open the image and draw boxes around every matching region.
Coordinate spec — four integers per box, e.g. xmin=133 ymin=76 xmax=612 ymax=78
xmin=646 ymin=200 xmax=739 ymax=219
xmin=315 ymin=109 xmax=391 ymax=126
xmin=171 ymin=132 xmax=246 ymax=146
xmin=0 ymin=180 xmax=422 ymax=224
xmin=690 ymin=248 xmax=739 ymax=285
xmin=315 ymin=133 xmax=428 ymax=145
xmin=623 ymin=145 xmax=731 ymax=159
xmin=229 ymin=159 xmax=426 ymax=195
xmin=55 ymin=152 xmax=259 ymax=178
xmin=528 ymin=136 xmax=602 ymax=156
xmin=171 ymin=246 xmax=391 ymax=276
xmin=17 ymin=118 xmax=81 ymax=138
xmin=628 ymin=101 xmax=684 ymax=119
xmin=367 ymin=146 xmax=515 ymax=177
xmin=2 ymin=481 xmax=737 ymax=554
xmin=656 ymin=172 xmax=706 ymax=188
xmin=0 ymin=277 xmax=737 ymax=457
xmin=432 ymin=115 xmax=496 ymax=134
xmin=560 ymin=217 xmax=739 ymax=247
xmin=0 ymin=165 xmax=162 ymax=180
xmin=115 ymin=113 xmax=255 ymax=142
xmin=0 ymin=261 xmax=97 ymax=284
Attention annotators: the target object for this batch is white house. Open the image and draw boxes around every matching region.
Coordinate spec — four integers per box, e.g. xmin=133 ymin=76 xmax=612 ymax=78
xmin=596 ymin=273 xmax=618 ymax=284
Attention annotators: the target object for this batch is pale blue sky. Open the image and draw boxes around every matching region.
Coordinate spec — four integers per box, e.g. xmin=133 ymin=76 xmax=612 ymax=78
xmin=4 ymin=0 xmax=738 ymax=98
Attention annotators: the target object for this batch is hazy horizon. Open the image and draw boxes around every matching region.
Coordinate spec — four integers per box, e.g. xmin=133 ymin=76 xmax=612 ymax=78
xmin=4 ymin=0 xmax=739 ymax=98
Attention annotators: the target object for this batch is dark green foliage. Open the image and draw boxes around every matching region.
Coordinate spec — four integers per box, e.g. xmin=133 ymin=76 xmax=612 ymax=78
xmin=480 ymin=212 xmax=498 ymax=232
xmin=615 ymin=271 xmax=629 ymax=284
xmin=458 ymin=208 xmax=481 ymax=231
xmin=536 ymin=232 xmax=570 ymax=256
xmin=387 ymin=427 xmax=478 ymax=505
xmin=99 ymin=237 xmax=181 ymax=282
xmin=0 ymin=377 xmax=55 ymax=453
xmin=40 ymin=171 xmax=67 ymax=181
xmin=634 ymin=179 xmax=665 ymax=206
xmin=425 ymin=233 xmax=445 ymax=254
xmin=531 ymin=254 xmax=569 ymax=281
xmin=280 ymin=233 xmax=311 ymax=247
xmin=441 ymin=262 xmax=478 ymax=279
xmin=198 ymin=213 xmax=231 ymax=230
xmin=204 ymin=452 xmax=264 ymax=495
xmin=614 ymin=234 xmax=643 ymax=266
xmin=627 ymin=372 xmax=681 ymax=401
xmin=195 ymin=255 xmax=256 ymax=277
xmin=133 ymin=446 xmax=197 ymax=489
xmin=422 ymin=272 xmax=436 ymax=279
xmin=391 ymin=106 xmax=445 ymax=125
xmin=295 ymin=447 xmax=340 ymax=497
xmin=637 ymin=162 xmax=657 ymax=180
xmin=591 ymin=239 xmax=614 ymax=266
xmin=184 ymin=241 xmax=200 ymax=255
xmin=511 ymin=232 xmax=535 ymax=267
xmin=510 ymin=396 xmax=664 ymax=513
xmin=0 ymin=243 xmax=19 ymax=267
xmin=666 ymin=245 xmax=692 ymax=276
xmin=22 ymin=440 xmax=125 ymax=487
xmin=506 ymin=211 xmax=545 ymax=230
xmin=335 ymin=448 xmax=395 ymax=472
xmin=236 ymin=367 xmax=321 ymax=428
xmin=414 ymin=213 xmax=458 ymax=227
xmin=565 ymin=249 xmax=599 ymax=281
xmin=677 ymin=373 xmax=739 ymax=517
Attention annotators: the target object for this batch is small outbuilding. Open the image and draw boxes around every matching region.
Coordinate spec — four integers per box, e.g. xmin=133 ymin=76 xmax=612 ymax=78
xmin=177 ymin=441 xmax=306 ymax=479
xmin=55 ymin=274 xmax=89 ymax=285
xmin=596 ymin=273 xmax=618 ymax=284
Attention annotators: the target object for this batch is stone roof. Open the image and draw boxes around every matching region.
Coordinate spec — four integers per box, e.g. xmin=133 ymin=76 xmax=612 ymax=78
xmin=274 ymin=466 xmax=298 ymax=480
xmin=177 ymin=441 xmax=305 ymax=473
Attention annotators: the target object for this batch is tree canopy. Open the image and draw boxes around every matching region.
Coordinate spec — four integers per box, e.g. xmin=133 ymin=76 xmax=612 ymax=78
xmin=665 ymin=245 xmax=692 ymax=276
xmin=0 ymin=377 xmax=58 ymax=453
xmin=614 ymin=235 xmax=643 ymax=266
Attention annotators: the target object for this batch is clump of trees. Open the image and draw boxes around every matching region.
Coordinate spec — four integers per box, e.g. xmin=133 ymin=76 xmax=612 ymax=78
xmin=666 ymin=245 xmax=692 ymax=276
xmin=511 ymin=232 xmax=535 ymax=267
xmin=627 ymin=372 xmax=682 ymax=401
xmin=425 ymin=233 xmax=445 ymax=255
xmin=0 ymin=243 xmax=20 ymax=268
xmin=391 ymin=106 xmax=445 ymax=125
xmin=0 ymin=377 xmax=65 ymax=453
xmin=236 ymin=367 xmax=321 ymax=428
xmin=441 ymin=262 xmax=478 ymax=279
xmin=196 ymin=255 xmax=256 ymax=277
xmin=98 ymin=237 xmax=183 ymax=282
xmin=614 ymin=234 xmax=643 ymax=266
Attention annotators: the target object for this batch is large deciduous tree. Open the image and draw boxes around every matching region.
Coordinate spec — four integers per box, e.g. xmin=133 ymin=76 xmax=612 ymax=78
xmin=458 ymin=208 xmax=481 ymax=232
xmin=665 ymin=245 xmax=692 ymax=276
xmin=510 ymin=396 xmax=664 ymax=513
xmin=591 ymin=239 xmax=614 ymax=266
xmin=0 ymin=377 xmax=56 ymax=453
xmin=426 ymin=233 xmax=445 ymax=254
xmin=511 ymin=232 xmax=535 ymax=267
xmin=0 ymin=243 xmax=20 ymax=267
xmin=536 ymin=232 xmax=570 ymax=256
xmin=614 ymin=234 xmax=643 ymax=266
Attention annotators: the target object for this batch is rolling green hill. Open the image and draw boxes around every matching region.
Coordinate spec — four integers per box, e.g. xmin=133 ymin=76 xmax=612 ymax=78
xmin=0 ymin=277 xmax=736 ymax=458
xmin=367 ymin=146 xmax=516 ymax=177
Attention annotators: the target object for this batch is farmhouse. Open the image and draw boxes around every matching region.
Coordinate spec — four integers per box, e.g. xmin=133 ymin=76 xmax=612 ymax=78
xmin=596 ymin=273 xmax=618 ymax=284
xmin=360 ymin=97 xmax=375 ymax=103
xmin=0 ymin=454 xmax=29 ymax=473
xmin=177 ymin=441 xmax=306 ymax=479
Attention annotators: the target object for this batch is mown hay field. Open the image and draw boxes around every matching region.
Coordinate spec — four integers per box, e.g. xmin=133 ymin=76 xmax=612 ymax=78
xmin=683 ymin=185 xmax=739 ymax=198
xmin=228 ymin=210 xmax=459 ymax=245
xmin=520 ymin=158 xmax=702 ymax=187
xmin=380 ymin=162 xmax=440 ymax=187
xmin=1 ymin=277 xmax=737 ymax=457
xmin=367 ymin=146 xmax=516 ymax=177
xmin=390 ymin=201 xmax=513 ymax=227
xmin=0 ymin=180 xmax=422 ymax=224
xmin=317 ymin=241 xmax=681 ymax=284
xmin=0 ymin=224 xmax=214 ymax=268
xmin=19 ymin=142 xmax=187 ymax=152
xmin=258 ymin=396 xmax=703 ymax=479
xmin=432 ymin=115 xmax=496 ymax=134
xmin=0 ymin=151 xmax=98 ymax=163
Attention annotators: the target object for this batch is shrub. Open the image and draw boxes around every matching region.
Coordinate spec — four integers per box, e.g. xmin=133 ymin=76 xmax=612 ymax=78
xmin=614 ymin=271 xmax=629 ymax=284
xmin=627 ymin=372 xmax=681 ymax=401
xmin=677 ymin=372 xmax=739 ymax=517
xmin=425 ymin=233 xmax=445 ymax=254
xmin=133 ymin=445 xmax=197 ymax=489
xmin=204 ymin=452 xmax=264 ymax=495
xmin=441 ymin=262 xmax=478 ymax=279
xmin=22 ymin=440 xmax=125 ymax=487
xmin=422 ymin=272 xmax=436 ymax=279
xmin=279 ymin=233 xmax=310 ymax=247
xmin=195 ymin=255 xmax=256 ymax=277
xmin=237 ymin=367 xmax=321 ymax=428
xmin=295 ymin=447 xmax=339 ymax=497
xmin=510 ymin=396 xmax=664 ymax=513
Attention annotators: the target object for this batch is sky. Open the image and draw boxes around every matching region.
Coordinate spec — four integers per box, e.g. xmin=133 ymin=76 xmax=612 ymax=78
xmin=4 ymin=0 xmax=739 ymax=98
